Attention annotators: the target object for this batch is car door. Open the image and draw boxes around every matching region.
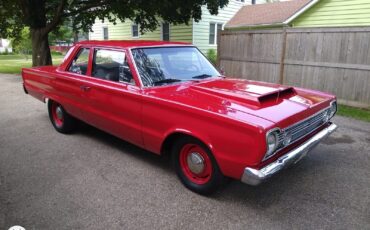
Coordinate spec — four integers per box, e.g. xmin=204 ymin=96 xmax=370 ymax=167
xmin=77 ymin=48 xmax=143 ymax=147
xmin=53 ymin=46 xmax=93 ymax=120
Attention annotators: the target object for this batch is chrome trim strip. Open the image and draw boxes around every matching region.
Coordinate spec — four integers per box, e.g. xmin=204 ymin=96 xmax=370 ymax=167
xmin=281 ymin=109 xmax=329 ymax=147
xmin=283 ymin=105 xmax=331 ymax=132
xmin=241 ymin=123 xmax=337 ymax=186
xmin=128 ymin=46 xmax=221 ymax=89
xmin=128 ymin=48 xmax=144 ymax=88
xmin=263 ymin=102 xmax=335 ymax=161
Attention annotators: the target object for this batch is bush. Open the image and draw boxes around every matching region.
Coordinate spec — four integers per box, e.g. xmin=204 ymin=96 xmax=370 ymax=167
xmin=207 ymin=49 xmax=217 ymax=65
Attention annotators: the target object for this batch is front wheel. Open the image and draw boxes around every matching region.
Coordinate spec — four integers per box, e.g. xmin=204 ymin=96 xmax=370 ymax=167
xmin=172 ymin=137 xmax=227 ymax=195
xmin=48 ymin=100 xmax=77 ymax=134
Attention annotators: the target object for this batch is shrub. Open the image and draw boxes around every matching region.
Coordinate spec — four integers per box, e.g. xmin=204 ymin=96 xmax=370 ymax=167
xmin=206 ymin=49 xmax=217 ymax=65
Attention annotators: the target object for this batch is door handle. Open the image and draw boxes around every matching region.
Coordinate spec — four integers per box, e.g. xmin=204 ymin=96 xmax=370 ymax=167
xmin=80 ymin=85 xmax=91 ymax=92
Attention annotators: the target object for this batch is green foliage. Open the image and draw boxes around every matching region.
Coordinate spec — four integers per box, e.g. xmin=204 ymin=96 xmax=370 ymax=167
xmin=207 ymin=49 xmax=217 ymax=65
xmin=0 ymin=54 xmax=63 ymax=74
xmin=50 ymin=50 xmax=63 ymax=56
xmin=0 ymin=0 xmax=229 ymax=66
xmin=11 ymin=28 xmax=32 ymax=58
xmin=0 ymin=0 xmax=229 ymax=38
xmin=49 ymin=24 xmax=73 ymax=45
xmin=337 ymin=104 xmax=370 ymax=123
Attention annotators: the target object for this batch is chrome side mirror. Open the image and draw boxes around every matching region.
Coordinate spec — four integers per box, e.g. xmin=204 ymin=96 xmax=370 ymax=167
xmin=219 ymin=66 xmax=225 ymax=76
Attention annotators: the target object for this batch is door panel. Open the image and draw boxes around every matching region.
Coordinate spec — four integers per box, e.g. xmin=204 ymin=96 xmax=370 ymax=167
xmin=78 ymin=48 xmax=143 ymax=147
xmin=53 ymin=47 xmax=92 ymax=119
xmin=79 ymin=79 xmax=143 ymax=147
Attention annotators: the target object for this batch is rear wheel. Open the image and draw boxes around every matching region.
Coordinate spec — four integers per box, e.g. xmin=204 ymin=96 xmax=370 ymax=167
xmin=48 ymin=100 xmax=77 ymax=133
xmin=172 ymin=136 xmax=227 ymax=195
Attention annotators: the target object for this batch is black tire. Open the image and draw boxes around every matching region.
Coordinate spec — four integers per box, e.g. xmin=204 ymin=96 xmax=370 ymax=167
xmin=172 ymin=136 xmax=227 ymax=195
xmin=48 ymin=100 xmax=77 ymax=134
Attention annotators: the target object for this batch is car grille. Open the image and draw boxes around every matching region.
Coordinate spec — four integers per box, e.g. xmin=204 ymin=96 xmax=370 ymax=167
xmin=277 ymin=108 xmax=331 ymax=149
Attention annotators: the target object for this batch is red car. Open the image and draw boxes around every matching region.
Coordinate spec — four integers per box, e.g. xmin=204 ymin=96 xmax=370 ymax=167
xmin=22 ymin=40 xmax=337 ymax=194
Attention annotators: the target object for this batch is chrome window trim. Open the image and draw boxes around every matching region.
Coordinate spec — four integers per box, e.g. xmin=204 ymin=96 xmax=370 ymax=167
xmin=128 ymin=46 xmax=221 ymax=89
xmin=92 ymin=48 xmax=136 ymax=86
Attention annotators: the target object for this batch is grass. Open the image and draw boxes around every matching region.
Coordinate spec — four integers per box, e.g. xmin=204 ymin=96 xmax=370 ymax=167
xmin=0 ymin=54 xmax=64 ymax=74
xmin=337 ymin=104 xmax=370 ymax=122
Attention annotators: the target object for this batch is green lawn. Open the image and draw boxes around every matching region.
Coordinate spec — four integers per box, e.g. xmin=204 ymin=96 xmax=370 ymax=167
xmin=0 ymin=54 xmax=63 ymax=74
xmin=337 ymin=104 xmax=370 ymax=123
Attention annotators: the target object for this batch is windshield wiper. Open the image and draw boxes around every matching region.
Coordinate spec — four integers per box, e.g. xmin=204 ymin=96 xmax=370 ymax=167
xmin=192 ymin=74 xmax=213 ymax=79
xmin=153 ymin=78 xmax=182 ymax=86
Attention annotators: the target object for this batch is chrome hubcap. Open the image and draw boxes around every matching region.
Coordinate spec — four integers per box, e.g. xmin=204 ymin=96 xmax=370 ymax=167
xmin=187 ymin=152 xmax=205 ymax=174
xmin=56 ymin=106 xmax=63 ymax=120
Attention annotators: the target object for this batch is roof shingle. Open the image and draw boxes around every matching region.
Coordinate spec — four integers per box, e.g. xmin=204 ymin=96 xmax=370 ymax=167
xmin=226 ymin=0 xmax=313 ymax=28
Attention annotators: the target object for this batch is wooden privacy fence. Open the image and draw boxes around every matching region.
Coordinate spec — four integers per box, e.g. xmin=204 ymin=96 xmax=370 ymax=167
xmin=217 ymin=27 xmax=370 ymax=108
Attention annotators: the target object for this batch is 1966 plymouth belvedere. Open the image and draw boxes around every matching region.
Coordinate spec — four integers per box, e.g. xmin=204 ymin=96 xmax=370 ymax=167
xmin=22 ymin=40 xmax=337 ymax=194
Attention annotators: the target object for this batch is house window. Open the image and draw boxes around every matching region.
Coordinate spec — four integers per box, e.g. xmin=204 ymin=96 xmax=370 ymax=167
xmin=103 ymin=27 xmax=109 ymax=40
xmin=209 ymin=23 xmax=223 ymax=45
xmin=162 ymin=22 xmax=170 ymax=41
xmin=132 ymin=24 xmax=139 ymax=38
xmin=236 ymin=0 xmax=245 ymax=2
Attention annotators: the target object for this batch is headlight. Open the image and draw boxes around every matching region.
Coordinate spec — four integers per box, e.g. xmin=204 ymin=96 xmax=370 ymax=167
xmin=322 ymin=109 xmax=330 ymax=123
xmin=265 ymin=129 xmax=280 ymax=159
xmin=329 ymin=101 xmax=337 ymax=118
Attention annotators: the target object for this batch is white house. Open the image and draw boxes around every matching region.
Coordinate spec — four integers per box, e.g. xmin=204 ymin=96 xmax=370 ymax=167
xmin=89 ymin=0 xmax=266 ymax=53
xmin=0 ymin=39 xmax=12 ymax=53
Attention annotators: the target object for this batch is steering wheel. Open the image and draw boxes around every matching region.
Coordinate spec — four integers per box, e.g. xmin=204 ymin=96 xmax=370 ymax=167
xmin=185 ymin=64 xmax=200 ymax=72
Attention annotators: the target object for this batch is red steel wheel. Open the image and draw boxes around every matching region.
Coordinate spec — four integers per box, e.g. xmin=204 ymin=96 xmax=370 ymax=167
xmin=48 ymin=100 xmax=77 ymax=134
xmin=179 ymin=144 xmax=213 ymax=185
xmin=51 ymin=102 xmax=64 ymax=128
xmin=172 ymin=136 xmax=228 ymax=195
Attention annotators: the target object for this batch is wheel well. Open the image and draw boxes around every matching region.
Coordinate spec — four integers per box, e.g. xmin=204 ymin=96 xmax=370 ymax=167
xmin=161 ymin=132 xmax=206 ymax=158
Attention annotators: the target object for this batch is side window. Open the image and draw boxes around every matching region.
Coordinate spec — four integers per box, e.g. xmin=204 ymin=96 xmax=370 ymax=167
xmin=68 ymin=48 xmax=90 ymax=75
xmin=92 ymin=49 xmax=134 ymax=84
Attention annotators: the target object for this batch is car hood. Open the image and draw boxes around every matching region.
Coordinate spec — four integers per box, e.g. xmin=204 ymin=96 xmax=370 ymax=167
xmin=145 ymin=78 xmax=335 ymax=128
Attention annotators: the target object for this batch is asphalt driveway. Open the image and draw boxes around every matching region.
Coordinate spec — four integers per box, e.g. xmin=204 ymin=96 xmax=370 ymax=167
xmin=0 ymin=74 xmax=369 ymax=230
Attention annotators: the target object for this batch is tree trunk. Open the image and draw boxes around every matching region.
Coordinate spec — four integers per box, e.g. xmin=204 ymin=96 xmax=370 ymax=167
xmin=31 ymin=28 xmax=52 ymax=66
xmin=73 ymin=31 xmax=79 ymax=43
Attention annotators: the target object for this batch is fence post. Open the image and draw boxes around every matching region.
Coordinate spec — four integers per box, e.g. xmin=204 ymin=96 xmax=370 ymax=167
xmin=216 ymin=30 xmax=222 ymax=69
xmin=279 ymin=28 xmax=287 ymax=84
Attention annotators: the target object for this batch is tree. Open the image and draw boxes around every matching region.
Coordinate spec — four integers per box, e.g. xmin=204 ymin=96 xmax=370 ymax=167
xmin=0 ymin=0 xmax=228 ymax=67
xmin=11 ymin=28 xmax=32 ymax=59
xmin=49 ymin=24 xmax=73 ymax=46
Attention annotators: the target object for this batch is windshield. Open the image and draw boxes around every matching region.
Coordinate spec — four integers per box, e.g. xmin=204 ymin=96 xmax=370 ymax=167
xmin=131 ymin=47 xmax=220 ymax=87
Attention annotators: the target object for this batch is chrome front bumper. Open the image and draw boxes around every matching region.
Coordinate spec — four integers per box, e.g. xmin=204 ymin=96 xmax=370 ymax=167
xmin=241 ymin=123 xmax=337 ymax=186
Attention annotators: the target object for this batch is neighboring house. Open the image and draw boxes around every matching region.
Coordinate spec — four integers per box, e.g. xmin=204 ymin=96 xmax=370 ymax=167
xmin=221 ymin=0 xmax=370 ymax=107
xmin=226 ymin=0 xmax=370 ymax=29
xmin=0 ymin=39 xmax=12 ymax=53
xmin=89 ymin=0 xmax=265 ymax=53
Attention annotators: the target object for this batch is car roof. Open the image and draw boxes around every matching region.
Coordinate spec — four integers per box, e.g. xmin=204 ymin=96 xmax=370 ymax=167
xmin=77 ymin=40 xmax=192 ymax=48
